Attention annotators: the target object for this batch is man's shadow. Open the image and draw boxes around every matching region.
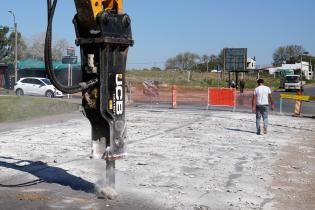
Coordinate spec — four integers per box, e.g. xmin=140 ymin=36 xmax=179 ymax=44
xmin=0 ymin=156 xmax=95 ymax=193
xmin=225 ymin=128 xmax=257 ymax=134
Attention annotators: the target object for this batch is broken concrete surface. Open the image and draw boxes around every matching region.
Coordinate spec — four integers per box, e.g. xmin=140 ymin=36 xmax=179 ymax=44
xmin=0 ymin=109 xmax=314 ymax=209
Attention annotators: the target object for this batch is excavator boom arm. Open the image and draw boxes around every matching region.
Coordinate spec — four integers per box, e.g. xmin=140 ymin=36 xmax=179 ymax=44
xmin=45 ymin=0 xmax=133 ymax=192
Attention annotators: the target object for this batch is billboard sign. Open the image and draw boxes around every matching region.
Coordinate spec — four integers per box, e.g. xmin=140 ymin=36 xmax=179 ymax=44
xmin=224 ymin=48 xmax=247 ymax=72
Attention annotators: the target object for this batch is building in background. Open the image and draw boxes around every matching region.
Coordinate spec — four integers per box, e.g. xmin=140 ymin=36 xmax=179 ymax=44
xmin=17 ymin=59 xmax=82 ymax=86
xmin=267 ymin=61 xmax=313 ymax=80
xmin=247 ymin=57 xmax=256 ymax=70
xmin=1 ymin=59 xmax=83 ymax=89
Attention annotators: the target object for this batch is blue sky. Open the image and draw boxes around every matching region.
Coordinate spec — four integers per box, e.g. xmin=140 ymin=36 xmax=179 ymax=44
xmin=1 ymin=0 xmax=314 ymax=69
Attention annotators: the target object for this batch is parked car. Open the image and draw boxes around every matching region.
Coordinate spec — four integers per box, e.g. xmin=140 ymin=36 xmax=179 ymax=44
xmin=14 ymin=77 xmax=63 ymax=98
xmin=210 ymin=69 xmax=222 ymax=73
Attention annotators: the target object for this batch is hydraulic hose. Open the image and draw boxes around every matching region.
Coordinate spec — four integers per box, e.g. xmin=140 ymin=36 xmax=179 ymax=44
xmin=45 ymin=0 xmax=98 ymax=94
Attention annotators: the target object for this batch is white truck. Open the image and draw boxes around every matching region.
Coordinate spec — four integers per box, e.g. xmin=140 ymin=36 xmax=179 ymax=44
xmin=284 ymin=75 xmax=305 ymax=92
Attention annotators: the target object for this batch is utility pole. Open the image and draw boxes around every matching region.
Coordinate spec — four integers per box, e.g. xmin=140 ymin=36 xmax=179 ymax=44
xmin=300 ymin=54 xmax=303 ymax=79
xmin=206 ymin=58 xmax=209 ymax=73
xmin=9 ymin=11 xmax=18 ymax=83
xmin=217 ymin=65 xmax=219 ymax=87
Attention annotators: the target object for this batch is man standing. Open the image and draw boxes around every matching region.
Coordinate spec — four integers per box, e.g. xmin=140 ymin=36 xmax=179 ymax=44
xmin=252 ymin=79 xmax=275 ymax=135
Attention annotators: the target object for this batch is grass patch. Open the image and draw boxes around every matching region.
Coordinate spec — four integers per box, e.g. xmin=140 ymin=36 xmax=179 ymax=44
xmin=306 ymin=80 xmax=315 ymax=85
xmin=0 ymin=96 xmax=79 ymax=123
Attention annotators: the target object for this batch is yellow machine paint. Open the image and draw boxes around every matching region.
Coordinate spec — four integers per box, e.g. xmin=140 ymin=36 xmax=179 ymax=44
xmin=88 ymin=0 xmax=123 ymax=17
xmin=74 ymin=0 xmax=123 ymax=26
xmin=109 ymin=99 xmax=113 ymax=110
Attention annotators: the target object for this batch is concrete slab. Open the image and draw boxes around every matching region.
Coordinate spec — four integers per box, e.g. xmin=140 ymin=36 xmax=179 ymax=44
xmin=0 ymin=108 xmax=314 ymax=209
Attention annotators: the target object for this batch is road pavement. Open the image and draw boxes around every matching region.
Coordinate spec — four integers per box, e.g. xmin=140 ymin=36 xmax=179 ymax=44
xmin=272 ymin=86 xmax=315 ymax=116
xmin=236 ymin=86 xmax=315 ymax=116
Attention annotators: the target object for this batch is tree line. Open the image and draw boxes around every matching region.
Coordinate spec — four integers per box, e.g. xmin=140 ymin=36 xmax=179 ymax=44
xmin=272 ymin=45 xmax=314 ymax=67
xmin=164 ymin=45 xmax=313 ymax=72
xmin=165 ymin=51 xmax=224 ymax=72
xmin=0 ymin=25 xmax=70 ymax=64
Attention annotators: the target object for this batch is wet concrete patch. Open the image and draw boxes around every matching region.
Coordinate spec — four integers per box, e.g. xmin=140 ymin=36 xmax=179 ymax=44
xmin=226 ymin=173 xmax=242 ymax=187
xmin=225 ymin=159 xmax=248 ymax=187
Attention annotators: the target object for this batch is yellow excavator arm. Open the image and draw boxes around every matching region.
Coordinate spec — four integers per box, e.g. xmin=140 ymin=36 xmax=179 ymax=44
xmin=45 ymin=0 xmax=133 ymax=193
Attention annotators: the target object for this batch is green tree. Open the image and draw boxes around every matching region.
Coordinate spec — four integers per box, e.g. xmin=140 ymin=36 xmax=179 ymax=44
xmin=151 ymin=66 xmax=162 ymax=71
xmin=209 ymin=54 xmax=220 ymax=70
xmin=273 ymin=45 xmax=306 ymax=66
xmin=198 ymin=53 xmax=223 ymax=72
xmin=200 ymin=54 xmax=209 ymax=72
xmin=165 ymin=52 xmax=200 ymax=70
xmin=7 ymin=31 xmax=28 ymax=63
xmin=0 ymin=25 xmax=28 ymax=64
xmin=217 ymin=49 xmax=224 ymax=66
xmin=0 ymin=26 xmax=10 ymax=63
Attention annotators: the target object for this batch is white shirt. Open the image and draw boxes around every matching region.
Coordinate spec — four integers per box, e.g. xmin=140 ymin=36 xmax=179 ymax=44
xmin=254 ymin=85 xmax=271 ymax=105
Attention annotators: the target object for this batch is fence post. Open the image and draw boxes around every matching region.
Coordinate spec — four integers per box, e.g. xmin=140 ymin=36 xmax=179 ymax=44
xmin=172 ymin=85 xmax=177 ymax=109
xmin=130 ymin=82 xmax=132 ymax=103
xmin=129 ymin=82 xmax=132 ymax=104
xmin=233 ymin=88 xmax=236 ymax=112
xmin=207 ymin=87 xmax=210 ymax=110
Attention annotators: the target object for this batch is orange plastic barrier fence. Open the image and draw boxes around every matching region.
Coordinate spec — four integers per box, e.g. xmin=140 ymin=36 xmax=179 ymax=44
xmin=207 ymin=88 xmax=236 ymax=108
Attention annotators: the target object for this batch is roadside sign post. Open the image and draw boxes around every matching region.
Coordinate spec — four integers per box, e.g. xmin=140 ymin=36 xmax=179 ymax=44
xmin=280 ymin=98 xmax=283 ymax=114
xmin=67 ymin=63 xmax=72 ymax=99
xmin=217 ymin=65 xmax=220 ymax=87
xmin=224 ymin=48 xmax=247 ymax=88
xmin=62 ymin=47 xmax=77 ymax=99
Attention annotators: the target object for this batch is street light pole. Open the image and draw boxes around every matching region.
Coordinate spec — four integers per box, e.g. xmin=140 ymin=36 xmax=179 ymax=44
xmin=9 ymin=10 xmax=18 ymax=83
xmin=206 ymin=59 xmax=209 ymax=73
